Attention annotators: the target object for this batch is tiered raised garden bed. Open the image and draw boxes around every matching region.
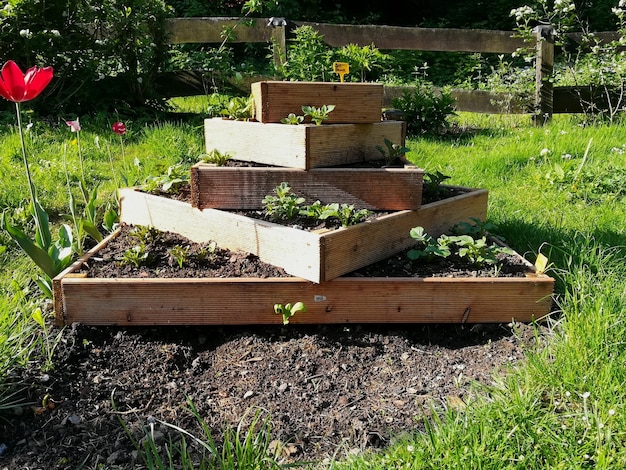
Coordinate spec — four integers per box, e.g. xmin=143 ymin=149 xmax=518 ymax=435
xmin=53 ymin=80 xmax=555 ymax=326
xmin=53 ymin=226 xmax=554 ymax=326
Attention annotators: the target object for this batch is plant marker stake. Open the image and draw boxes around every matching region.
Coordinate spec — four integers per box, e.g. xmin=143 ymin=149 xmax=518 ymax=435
xmin=333 ymin=62 xmax=349 ymax=83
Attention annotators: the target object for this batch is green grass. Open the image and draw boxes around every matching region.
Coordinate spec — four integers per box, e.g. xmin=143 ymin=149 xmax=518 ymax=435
xmin=2 ymin=109 xmax=626 ymax=467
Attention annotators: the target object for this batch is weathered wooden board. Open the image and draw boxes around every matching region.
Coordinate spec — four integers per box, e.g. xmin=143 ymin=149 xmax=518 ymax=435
xmin=53 ymin=231 xmax=554 ymax=327
xmin=205 ymin=118 xmax=406 ymax=169
xmin=190 ymin=164 xmax=423 ymax=210
xmin=251 ymin=81 xmax=384 ymax=124
xmin=119 ymin=186 xmax=488 ymax=283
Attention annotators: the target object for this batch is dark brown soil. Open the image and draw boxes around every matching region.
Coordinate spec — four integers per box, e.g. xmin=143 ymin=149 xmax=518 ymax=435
xmin=0 ymin=224 xmax=545 ymax=469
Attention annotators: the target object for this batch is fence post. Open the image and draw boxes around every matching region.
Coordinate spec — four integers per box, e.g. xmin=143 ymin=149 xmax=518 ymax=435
xmin=533 ymin=24 xmax=555 ymax=125
xmin=267 ymin=17 xmax=287 ymax=76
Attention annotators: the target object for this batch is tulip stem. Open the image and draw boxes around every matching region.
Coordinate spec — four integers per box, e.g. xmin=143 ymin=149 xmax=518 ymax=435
xmin=15 ymin=102 xmax=45 ymax=245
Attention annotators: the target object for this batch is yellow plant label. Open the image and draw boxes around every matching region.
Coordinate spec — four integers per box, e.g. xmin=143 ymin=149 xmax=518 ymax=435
xmin=333 ymin=62 xmax=349 ymax=82
xmin=535 ymin=253 xmax=549 ymax=274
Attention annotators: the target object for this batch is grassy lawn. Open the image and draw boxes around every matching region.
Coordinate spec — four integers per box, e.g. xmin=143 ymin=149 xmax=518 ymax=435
xmin=1 ymin=106 xmax=626 ymax=467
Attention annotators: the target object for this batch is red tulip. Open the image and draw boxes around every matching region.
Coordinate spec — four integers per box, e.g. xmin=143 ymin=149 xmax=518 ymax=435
xmin=0 ymin=60 xmax=53 ymax=103
xmin=112 ymin=122 xmax=126 ymax=135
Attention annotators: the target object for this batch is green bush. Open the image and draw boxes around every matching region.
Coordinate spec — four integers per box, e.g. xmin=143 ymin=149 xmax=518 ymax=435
xmin=392 ymin=83 xmax=457 ymax=135
xmin=0 ymin=0 xmax=171 ymax=114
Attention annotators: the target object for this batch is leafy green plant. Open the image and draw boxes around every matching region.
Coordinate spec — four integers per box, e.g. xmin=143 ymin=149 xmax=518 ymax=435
xmin=279 ymin=25 xmax=333 ymax=81
xmin=142 ymin=164 xmax=190 ymax=194
xmin=274 ymin=301 xmax=306 ymax=325
xmin=337 ymin=43 xmax=390 ymax=82
xmin=451 ymin=217 xmax=500 ymax=239
xmin=169 ymin=244 xmax=190 ymax=268
xmin=262 ymin=182 xmax=305 ymax=221
xmin=203 ymin=149 xmax=232 ymax=166
xmin=195 ymin=241 xmax=217 ymax=263
xmin=376 ymin=138 xmax=410 ymax=166
xmin=454 ymin=235 xmax=515 ymax=267
xmin=220 ymin=96 xmax=254 ymax=120
xmin=318 ymin=203 xmax=371 ymax=227
xmin=392 ymin=83 xmax=456 ymax=135
xmin=423 ymin=170 xmax=452 ymax=199
xmin=31 ymin=307 xmax=64 ymax=372
xmin=119 ymin=244 xmax=150 ymax=268
xmin=302 ymin=104 xmax=335 ymax=125
xmin=407 ymin=226 xmax=452 ymax=261
xmin=128 ymin=225 xmax=161 ymax=245
xmin=280 ymin=113 xmax=304 ymax=125
xmin=1 ymin=210 xmax=74 ymax=299
xmin=407 ymin=226 xmax=514 ymax=268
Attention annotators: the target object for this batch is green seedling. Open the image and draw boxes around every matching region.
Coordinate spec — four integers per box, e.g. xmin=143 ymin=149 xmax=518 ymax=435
xmin=203 ymin=149 xmax=232 ymax=166
xmin=128 ymin=225 xmax=161 ymax=245
xmin=169 ymin=244 xmax=190 ymax=268
xmin=407 ymin=226 xmax=452 ymax=261
xmin=302 ymin=104 xmax=335 ymax=125
xmin=454 ymin=235 xmax=515 ymax=268
xmin=319 ymin=203 xmax=371 ymax=227
xmin=196 ymin=241 xmax=218 ymax=263
xmin=423 ymin=170 xmax=452 ymax=198
xmin=262 ymin=182 xmax=306 ymax=221
xmin=142 ymin=164 xmax=189 ymax=194
xmin=220 ymin=96 xmax=254 ymax=120
xmin=120 ymin=244 xmax=149 ymax=268
xmin=450 ymin=217 xmax=500 ymax=239
xmin=280 ymin=113 xmax=305 ymax=125
xmin=274 ymin=302 xmax=306 ymax=325
xmin=376 ymin=138 xmax=410 ymax=166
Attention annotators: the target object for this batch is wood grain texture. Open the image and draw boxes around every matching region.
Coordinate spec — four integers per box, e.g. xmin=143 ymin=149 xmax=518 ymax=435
xmin=204 ymin=119 xmax=406 ymax=169
xmin=190 ymin=165 xmax=423 ymax=210
xmin=56 ymin=270 xmax=553 ymax=326
xmin=251 ymin=81 xmax=383 ymax=124
xmin=119 ymin=187 xmax=488 ymax=283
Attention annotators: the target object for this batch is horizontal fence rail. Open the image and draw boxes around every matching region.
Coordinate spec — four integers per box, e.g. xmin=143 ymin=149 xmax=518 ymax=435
xmin=162 ymin=17 xmax=621 ymax=119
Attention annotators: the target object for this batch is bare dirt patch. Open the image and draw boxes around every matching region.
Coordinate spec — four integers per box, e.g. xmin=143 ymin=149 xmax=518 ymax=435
xmin=0 ymin=225 xmax=545 ymax=468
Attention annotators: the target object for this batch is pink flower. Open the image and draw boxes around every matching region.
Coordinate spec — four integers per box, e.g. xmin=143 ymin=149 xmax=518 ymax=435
xmin=112 ymin=122 xmax=126 ymax=135
xmin=65 ymin=118 xmax=81 ymax=132
xmin=0 ymin=60 xmax=53 ymax=103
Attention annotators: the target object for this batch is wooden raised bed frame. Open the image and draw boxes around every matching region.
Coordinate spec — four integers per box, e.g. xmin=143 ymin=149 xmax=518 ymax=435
xmin=119 ymin=186 xmax=488 ymax=283
xmin=190 ymin=164 xmax=424 ymax=210
xmin=53 ymin=230 xmax=554 ymax=327
xmin=204 ymin=119 xmax=406 ymax=169
xmin=251 ymin=81 xmax=384 ymax=124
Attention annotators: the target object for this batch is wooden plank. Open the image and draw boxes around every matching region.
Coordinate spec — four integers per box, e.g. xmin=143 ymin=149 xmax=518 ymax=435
xmin=57 ymin=275 xmax=553 ymax=326
xmin=119 ymin=186 xmax=488 ymax=283
xmin=165 ymin=17 xmax=272 ymax=44
xmin=204 ymin=119 xmax=406 ymax=169
xmin=251 ymin=81 xmax=383 ymax=124
xmin=322 ymin=188 xmax=489 ymax=280
xmin=190 ymin=165 xmax=423 ymax=210
xmin=292 ymin=22 xmax=525 ymax=53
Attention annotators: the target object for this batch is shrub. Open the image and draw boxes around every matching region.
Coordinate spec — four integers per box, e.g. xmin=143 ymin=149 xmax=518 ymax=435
xmin=0 ymin=0 xmax=171 ymax=114
xmin=392 ymin=82 xmax=457 ymax=135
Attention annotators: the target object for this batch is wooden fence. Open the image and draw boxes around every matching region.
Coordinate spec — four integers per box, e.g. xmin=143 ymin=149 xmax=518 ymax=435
xmin=159 ymin=17 xmax=620 ymax=121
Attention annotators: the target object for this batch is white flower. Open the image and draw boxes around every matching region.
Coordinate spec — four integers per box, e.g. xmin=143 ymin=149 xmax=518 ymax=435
xmin=19 ymin=29 xmax=32 ymax=38
xmin=540 ymin=148 xmax=551 ymax=157
xmin=609 ymin=409 xmax=616 ymax=416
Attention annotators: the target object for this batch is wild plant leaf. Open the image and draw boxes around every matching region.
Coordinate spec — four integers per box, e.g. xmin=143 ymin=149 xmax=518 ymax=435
xmin=2 ymin=211 xmax=56 ymax=278
xmin=32 ymin=199 xmax=52 ymax=252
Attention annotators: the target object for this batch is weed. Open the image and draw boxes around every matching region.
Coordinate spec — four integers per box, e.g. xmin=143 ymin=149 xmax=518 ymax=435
xmin=280 ymin=113 xmax=304 ymax=125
